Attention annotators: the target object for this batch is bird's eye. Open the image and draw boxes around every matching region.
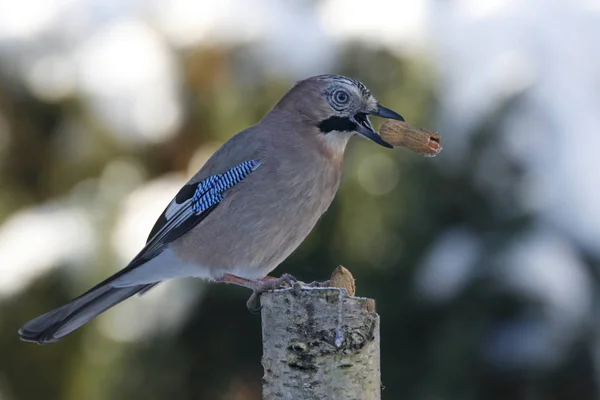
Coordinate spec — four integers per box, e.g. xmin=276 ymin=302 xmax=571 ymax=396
xmin=333 ymin=90 xmax=349 ymax=104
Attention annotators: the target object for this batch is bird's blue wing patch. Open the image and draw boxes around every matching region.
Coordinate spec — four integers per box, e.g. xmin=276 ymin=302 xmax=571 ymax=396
xmin=129 ymin=160 xmax=260 ymax=268
xmin=190 ymin=159 xmax=259 ymax=215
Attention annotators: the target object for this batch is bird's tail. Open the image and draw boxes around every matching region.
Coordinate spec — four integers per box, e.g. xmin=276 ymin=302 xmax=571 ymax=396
xmin=19 ymin=282 xmax=156 ymax=344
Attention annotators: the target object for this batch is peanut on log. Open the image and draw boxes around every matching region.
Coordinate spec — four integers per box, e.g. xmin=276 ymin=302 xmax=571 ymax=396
xmin=380 ymin=120 xmax=442 ymax=157
xmin=328 ymin=265 xmax=375 ymax=312
xmin=329 ymin=265 xmax=356 ymax=296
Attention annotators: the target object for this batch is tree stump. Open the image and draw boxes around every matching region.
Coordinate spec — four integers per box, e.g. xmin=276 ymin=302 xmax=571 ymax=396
xmin=260 ymin=286 xmax=380 ymax=400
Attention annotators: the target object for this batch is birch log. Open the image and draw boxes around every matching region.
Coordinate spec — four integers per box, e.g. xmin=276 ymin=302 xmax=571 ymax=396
xmin=260 ymin=286 xmax=380 ymax=400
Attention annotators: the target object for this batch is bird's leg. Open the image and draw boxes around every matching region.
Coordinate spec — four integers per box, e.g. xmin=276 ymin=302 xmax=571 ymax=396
xmin=246 ymin=273 xmax=299 ymax=313
xmin=218 ymin=273 xmax=298 ymax=313
xmin=218 ymin=274 xmax=259 ymax=289
xmin=218 ymin=273 xmax=297 ymax=289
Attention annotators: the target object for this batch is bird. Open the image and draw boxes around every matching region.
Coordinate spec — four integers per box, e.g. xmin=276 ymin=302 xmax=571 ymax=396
xmin=18 ymin=74 xmax=404 ymax=344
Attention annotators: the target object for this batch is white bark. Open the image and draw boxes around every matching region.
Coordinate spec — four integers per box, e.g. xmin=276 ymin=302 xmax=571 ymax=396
xmin=261 ymin=287 xmax=380 ymax=400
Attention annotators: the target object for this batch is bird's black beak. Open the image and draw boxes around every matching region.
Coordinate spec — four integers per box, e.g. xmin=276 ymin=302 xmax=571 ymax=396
xmin=369 ymin=105 xmax=405 ymax=122
xmin=354 ymin=105 xmax=404 ymax=148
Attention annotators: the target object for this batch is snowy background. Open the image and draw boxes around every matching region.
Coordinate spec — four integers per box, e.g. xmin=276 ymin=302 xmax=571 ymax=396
xmin=1 ymin=1 xmax=599 ymax=399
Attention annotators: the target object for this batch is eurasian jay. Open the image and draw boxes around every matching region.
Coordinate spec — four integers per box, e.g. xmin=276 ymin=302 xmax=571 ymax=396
xmin=19 ymin=74 xmax=404 ymax=344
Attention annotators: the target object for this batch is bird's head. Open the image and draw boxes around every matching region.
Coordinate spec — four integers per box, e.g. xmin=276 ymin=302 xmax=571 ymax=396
xmin=273 ymin=74 xmax=404 ymax=149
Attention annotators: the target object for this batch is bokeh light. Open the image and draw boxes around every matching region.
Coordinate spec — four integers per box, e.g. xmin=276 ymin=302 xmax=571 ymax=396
xmin=1 ymin=1 xmax=599 ymax=399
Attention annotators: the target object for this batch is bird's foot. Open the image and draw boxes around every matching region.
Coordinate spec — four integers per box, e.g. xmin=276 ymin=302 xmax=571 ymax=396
xmin=245 ymin=274 xmax=298 ymax=313
xmin=245 ymin=278 xmax=332 ymax=312
xmin=218 ymin=273 xmax=298 ymax=313
xmin=304 ymin=279 xmax=331 ymax=288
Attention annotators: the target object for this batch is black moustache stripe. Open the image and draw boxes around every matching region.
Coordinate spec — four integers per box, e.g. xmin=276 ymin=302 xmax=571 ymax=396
xmin=318 ymin=116 xmax=357 ymax=133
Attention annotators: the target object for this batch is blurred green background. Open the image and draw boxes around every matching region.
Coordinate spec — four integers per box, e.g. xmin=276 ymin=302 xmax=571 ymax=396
xmin=1 ymin=0 xmax=600 ymax=399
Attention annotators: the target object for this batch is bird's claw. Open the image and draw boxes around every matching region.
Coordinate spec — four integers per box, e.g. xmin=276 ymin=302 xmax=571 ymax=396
xmin=305 ymin=279 xmax=331 ymax=288
xmin=245 ymin=276 xmax=332 ymax=313
xmin=246 ymin=273 xmax=298 ymax=313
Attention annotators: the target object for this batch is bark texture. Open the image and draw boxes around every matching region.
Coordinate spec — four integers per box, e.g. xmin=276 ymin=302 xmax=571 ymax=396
xmin=261 ymin=287 xmax=380 ymax=400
